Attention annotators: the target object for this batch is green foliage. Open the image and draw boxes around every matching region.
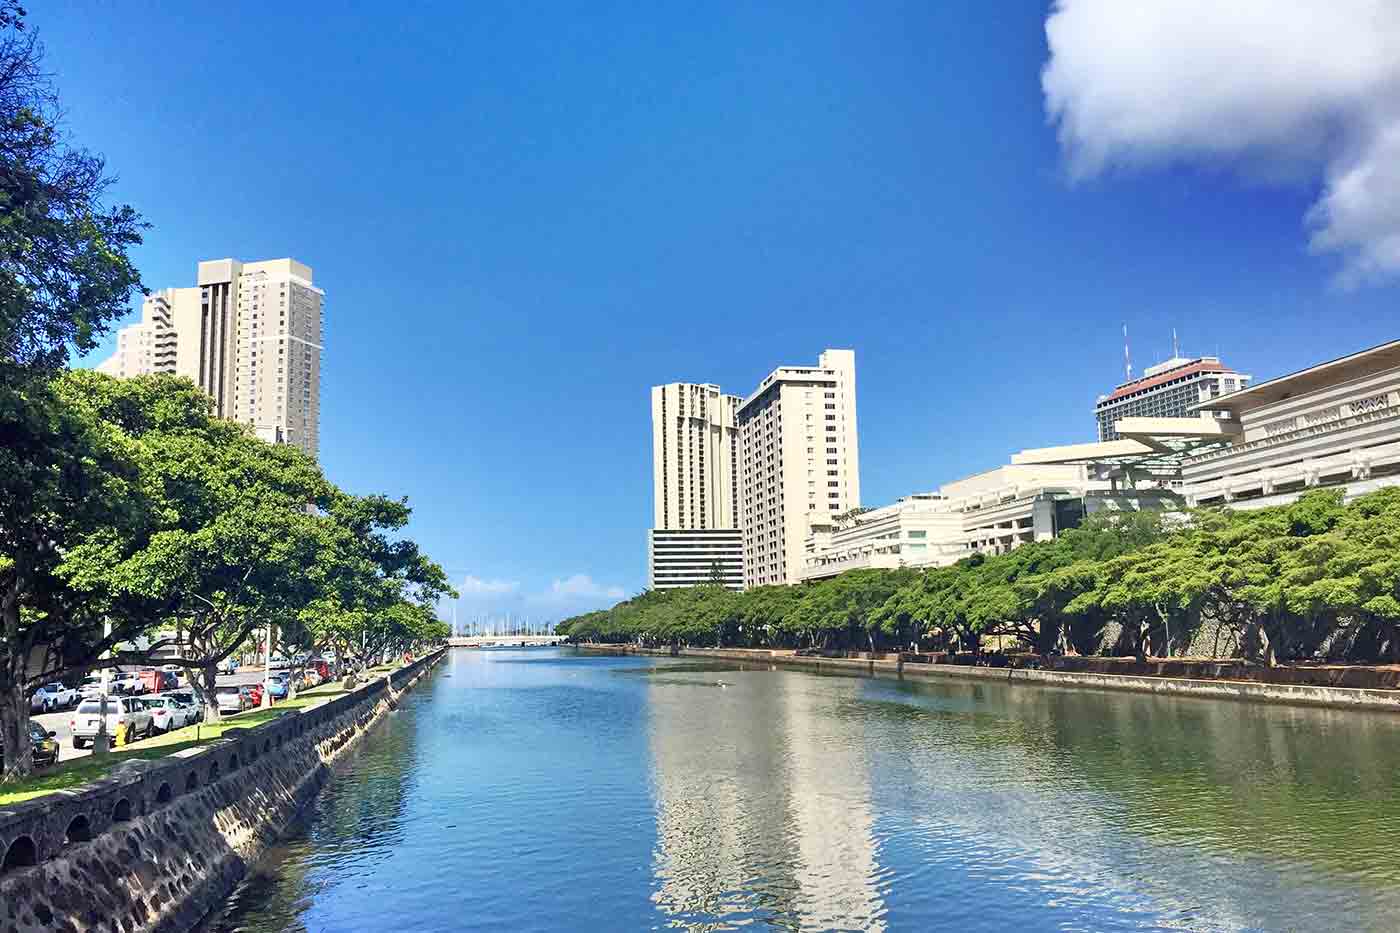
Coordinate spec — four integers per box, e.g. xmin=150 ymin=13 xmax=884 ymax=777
xmin=562 ymin=491 xmax=1400 ymax=667
xmin=0 ymin=372 xmax=453 ymax=775
xmin=0 ymin=6 xmax=144 ymax=375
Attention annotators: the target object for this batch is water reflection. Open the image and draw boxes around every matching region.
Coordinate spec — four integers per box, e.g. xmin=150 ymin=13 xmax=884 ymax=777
xmin=199 ymin=650 xmax=1400 ymax=933
xmin=197 ymin=677 xmax=422 ymax=933
xmin=647 ymin=669 xmax=886 ymax=930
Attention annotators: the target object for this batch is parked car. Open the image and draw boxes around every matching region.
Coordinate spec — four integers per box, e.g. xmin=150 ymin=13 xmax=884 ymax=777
xmin=140 ymin=695 xmax=195 ymax=733
xmin=268 ymin=655 xmax=291 ymax=670
xmin=217 ymin=657 xmax=240 ymax=674
xmin=31 ymin=682 xmax=77 ymax=712
xmin=0 ymin=721 xmax=59 ymax=771
xmin=78 ymin=674 xmax=106 ymax=700
xmin=113 ymin=672 xmax=147 ymax=696
xmin=159 ymin=665 xmax=186 ymax=685
xmin=241 ymin=683 xmax=264 ymax=707
xmin=267 ymin=673 xmax=290 ymax=700
xmin=215 ymin=685 xmax=250 ymax=715
xmin=70 ymin=697 xmax=155 ymax=748
xmin=164 ymin=690 xmax=205 ymax=722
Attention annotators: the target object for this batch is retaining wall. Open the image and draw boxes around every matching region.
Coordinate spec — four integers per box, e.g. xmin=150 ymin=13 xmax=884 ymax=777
xmin=578 ymin=644 xmax=1400 ymax=713
xmin=0 ymin=649 xmax=445 ymax=933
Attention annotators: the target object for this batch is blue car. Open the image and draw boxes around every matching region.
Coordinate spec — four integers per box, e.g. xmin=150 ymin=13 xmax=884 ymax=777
xmin=267 ymin=674 xmax=290 ymax=700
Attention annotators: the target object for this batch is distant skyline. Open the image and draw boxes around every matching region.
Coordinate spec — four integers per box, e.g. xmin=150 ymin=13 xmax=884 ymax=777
xmin=47 ymin=2 xmax=1398 ymax=622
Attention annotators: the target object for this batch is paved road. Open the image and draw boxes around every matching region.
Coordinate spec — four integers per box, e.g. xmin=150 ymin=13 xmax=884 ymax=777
xmin=32 ymin=669 xmax=272 ymax=764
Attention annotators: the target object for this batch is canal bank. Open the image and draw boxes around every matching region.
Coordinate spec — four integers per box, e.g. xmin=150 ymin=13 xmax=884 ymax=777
xmin=0 ymin=649 xmax=445 ymax=933
xmin=577 ymin=643 xmax=1400 ymax=713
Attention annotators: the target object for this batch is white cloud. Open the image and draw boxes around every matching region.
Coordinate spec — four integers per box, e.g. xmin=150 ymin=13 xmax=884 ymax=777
xmin=548 ymin=574 xmax=626 ymax=600
xmin=445 ymin=571 xmax=628 ymax=624
xmin=458 ymin=575 xmax=520 ymax=595
xmin=1042 ymin=0 xmax=1400 ymax=284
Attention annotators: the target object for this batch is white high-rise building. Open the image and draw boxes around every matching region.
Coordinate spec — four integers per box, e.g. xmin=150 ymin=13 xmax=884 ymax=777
xmin=96 ymin=257 xmax=324 ymax=458
xmin=739 ymin=349 xmax=860 ymax=588
xmin=648 ymin=383 xmax=744 ymax=590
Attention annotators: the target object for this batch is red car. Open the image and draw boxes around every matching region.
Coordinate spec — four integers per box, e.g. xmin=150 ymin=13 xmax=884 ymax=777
xmin=240 ymin=683 xmax=264 ymax=707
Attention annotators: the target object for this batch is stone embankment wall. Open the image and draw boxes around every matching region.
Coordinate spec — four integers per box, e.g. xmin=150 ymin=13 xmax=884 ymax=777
xmin=0 ymin=649 xmax=445 ymax=933
xmin=578 ymin=644 xmax=1400 ymax=713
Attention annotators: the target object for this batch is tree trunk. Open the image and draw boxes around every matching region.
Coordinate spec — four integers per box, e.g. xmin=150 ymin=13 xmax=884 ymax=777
xmin=190 ymin=662 xmax=221 ymax=723
xmin=0 ymin=680 xmax=33 ymax=781
xmin=0 ymin=579 xmax=34 ymax=781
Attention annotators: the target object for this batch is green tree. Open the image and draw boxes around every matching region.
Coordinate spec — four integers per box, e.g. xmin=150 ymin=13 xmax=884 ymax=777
xmin=0 ymin=4 xmax=144 ymax=376
xmin=0 ymin=372 xmax=161 ymax=777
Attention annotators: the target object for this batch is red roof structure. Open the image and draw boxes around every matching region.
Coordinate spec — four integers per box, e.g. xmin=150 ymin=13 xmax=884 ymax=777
xmin=1099 ymin=359 xmax=1229 ymax=405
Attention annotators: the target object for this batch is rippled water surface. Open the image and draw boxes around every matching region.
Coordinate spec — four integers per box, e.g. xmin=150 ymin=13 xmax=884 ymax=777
xmin=199 ymin=649 xmax=1400 ymax=932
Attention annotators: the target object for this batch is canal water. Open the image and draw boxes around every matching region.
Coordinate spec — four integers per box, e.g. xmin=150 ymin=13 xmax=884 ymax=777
xmin=198 ymin=648 xmax=1400 ymax=932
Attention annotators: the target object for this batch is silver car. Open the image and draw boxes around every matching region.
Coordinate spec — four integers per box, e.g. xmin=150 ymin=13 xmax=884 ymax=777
xmin=164 ymin=690 xmax=205 ymax=722
xmin=70 ymin=697 xmax=155 ymax=748
xmin=215 ymin=685 xmax=250 ymax=715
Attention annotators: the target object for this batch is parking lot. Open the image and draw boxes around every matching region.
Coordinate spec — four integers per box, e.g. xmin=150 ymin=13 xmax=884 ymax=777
xmin=32 ymin=669 xmax=272 ymax=764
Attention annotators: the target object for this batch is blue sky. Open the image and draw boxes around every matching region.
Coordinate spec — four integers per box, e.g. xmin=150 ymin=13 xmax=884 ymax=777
xmin=40 ymin=2 xmax=1398 ymax=622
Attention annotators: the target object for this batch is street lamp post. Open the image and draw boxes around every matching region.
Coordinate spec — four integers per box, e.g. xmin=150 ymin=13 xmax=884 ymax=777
xmin=262 ymin=622 xmax=274 ymax=709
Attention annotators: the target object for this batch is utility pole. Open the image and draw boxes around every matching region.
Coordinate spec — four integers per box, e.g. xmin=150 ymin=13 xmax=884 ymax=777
xmin=93 ymin=619 xmax=113 ymax=755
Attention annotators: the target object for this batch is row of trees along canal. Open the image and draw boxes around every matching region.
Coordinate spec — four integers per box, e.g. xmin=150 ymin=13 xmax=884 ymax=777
xmin=0 ymin=3 xmax=456 ymax=780
xmin=559 ymin=488 xmax=1400 ymax=664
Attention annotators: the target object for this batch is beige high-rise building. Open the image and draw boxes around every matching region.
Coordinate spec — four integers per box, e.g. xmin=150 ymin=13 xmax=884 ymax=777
xmin=739 ymin=349 xmax=860 ymax=588
xmin=96 ymin=257 xmax=324 ymax=458
xmin=96 ymin=291 xmax=179 ymax=379
xmin=651 ymin=383 xmax=742 ymax=530
xmin=648 ymin=383 xmax=745 ymax=590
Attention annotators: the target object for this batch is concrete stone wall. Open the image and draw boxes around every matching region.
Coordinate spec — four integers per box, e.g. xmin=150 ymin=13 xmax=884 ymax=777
xmin=0 ymin=649 xmax=444 ymax=933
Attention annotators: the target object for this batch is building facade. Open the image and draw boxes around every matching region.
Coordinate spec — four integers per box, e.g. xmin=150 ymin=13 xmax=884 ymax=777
xmin=801 ymin=495 xmax=963 ymax=580
xmin=651 ymin=383 xmax=742 ymax=530
xmin=795 ymin=464 xmax=1164 ymax=582
xmin=1096 ymin=356 xmax=1250 ymax=441
xmin=648 ymin=529 xmax=745 ymax=590
xmin=228 ymin=259 xmax=324 ymax=459
xmin=96 ymin=257 xmax=324 ymax=458
xmin=96 ymin=291 xmax=179 ymax=379
xmin=739 ymin=349 xmax=860 ymax=588
xmin=1184 ymin=341 xmax=1400 ymax=508
xmin=648 ymin=383 xmax=744 ymax=590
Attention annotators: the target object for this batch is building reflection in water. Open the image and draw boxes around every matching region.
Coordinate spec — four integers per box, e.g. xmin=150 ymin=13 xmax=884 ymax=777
xmin=646 ymin=667 xmax=886 ymax=931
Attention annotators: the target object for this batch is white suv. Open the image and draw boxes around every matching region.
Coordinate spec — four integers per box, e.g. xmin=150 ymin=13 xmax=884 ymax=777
xmin=70 ymin=697 xmax=155 ymax=748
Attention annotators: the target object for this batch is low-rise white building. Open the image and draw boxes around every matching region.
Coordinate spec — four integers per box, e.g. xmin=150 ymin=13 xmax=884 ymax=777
xmin=800 ymin=464 xmax=1116 ymax=581
xmin=802 ymin=495 xmax=963 ymax=580
xmin=1184 ymin=341 xmax=1400 ymax=508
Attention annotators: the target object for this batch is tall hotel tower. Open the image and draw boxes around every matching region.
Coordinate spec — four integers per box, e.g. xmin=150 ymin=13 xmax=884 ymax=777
xmin=97 ymin=258 xmax=324 ymax=458
xmin=739 ymin=349 xmax=860 ymax=587
xmin=648 ymin=383 xmax=745 ymax=590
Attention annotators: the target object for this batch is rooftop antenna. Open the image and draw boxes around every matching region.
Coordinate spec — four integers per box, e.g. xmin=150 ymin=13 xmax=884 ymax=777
xmin=1172 ymin=327 xmax=1180 ymax=360
xmin=1123 ymin=324 xmax=1133 ymax=381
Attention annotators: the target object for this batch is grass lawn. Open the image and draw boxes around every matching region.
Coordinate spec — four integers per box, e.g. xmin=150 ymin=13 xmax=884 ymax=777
xmin=0 ymin=678 xmax=357 ymax=807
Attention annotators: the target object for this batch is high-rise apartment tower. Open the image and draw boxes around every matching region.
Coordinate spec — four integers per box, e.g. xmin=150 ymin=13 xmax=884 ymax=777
xmin=96 ymin=257 xmax=324 ymax=458
xmin=648 ymin=383 xmax=745 ymax=590
xmin=739 ymin=349 xmax=860 ymax=587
